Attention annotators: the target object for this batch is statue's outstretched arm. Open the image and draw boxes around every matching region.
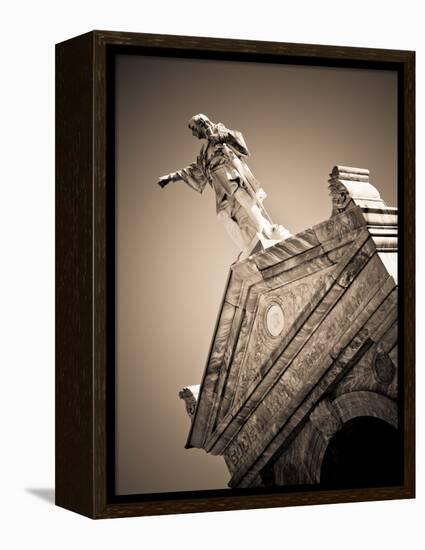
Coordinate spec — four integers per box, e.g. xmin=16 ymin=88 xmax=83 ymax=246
xmin=158 ymin=162 xmax=208 ymax=194
xmin=158 ymin=170 xmax=183 ymax=188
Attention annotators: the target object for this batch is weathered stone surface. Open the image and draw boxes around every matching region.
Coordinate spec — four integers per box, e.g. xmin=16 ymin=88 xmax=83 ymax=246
xmin=333 ymin=305 xmax=398 ymax=394
xmin=187 ymin=300 xmax=236 ymax=448
xmin=313 ymin=206 xmax=366 ymax=243
xmin=191 ymin=226 xmax=367 ymax=448
xmin=203 ymin=232 xmax=379 ymax=456
xmin=270 ymin=390 xmax=398 ymax=487
xmin=272 ymin=253 xmax=335 ymax=283
xmin=223 ymin=270 xmax=244 ymax=308
xmin=225 ymin=253 xmax=389 ymax=485
xmin=333 ymin=391 xmax=397 ymax=428
xmin=309 ymin=399 xmax=342 ymax=441
xmin=374 ymin=350 xmax=396 ymax=384
xmin=230 ymin=276 xmax=397 ymax=486
xmin=273 ymin=421 xmax=318 ymax=485
xmin=230 ymin=266 xmax=336 ymax=412
xmin=182 ymin=164 xmax=398 ymax=491
xmin=253 ymin=228 xmax=320 ymax=271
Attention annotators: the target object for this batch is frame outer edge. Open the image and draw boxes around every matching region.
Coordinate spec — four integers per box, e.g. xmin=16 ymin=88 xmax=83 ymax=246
xmin=93 ymin=30 xmax=109 ymax=518
xmin=403 ymin=50 xmax=415 ymax=497
xmin=57 ymin=30 xmax=416 ymax=519
xmin=55 ymin=31 xmax=96 ymax=518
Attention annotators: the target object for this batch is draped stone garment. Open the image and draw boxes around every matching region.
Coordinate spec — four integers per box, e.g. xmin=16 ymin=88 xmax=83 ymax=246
xmin=175 ymin=126 xmax=265 ymax=214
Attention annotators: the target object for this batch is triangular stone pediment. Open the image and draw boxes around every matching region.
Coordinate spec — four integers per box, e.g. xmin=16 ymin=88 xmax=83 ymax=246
xmin=187 ymin=205 xmax=368 ymax=450
xmin=217 ymin=265 xmax=337 ymax=424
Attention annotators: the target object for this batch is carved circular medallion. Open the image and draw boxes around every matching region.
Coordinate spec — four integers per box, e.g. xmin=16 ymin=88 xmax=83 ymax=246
xmin=265 ymin=303 xmax=285 ymax=338
xmin=373 ymin=351 xmax=395 ymax=384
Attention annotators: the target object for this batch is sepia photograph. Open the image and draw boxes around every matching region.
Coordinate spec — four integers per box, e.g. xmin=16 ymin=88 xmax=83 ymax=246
xmin=113 ymin=51 xmax=401 ymax=496
xmin=2 ymin=0 xmax=421 ymax=546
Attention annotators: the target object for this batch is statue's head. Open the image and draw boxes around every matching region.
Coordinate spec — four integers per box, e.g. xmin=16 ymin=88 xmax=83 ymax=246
xmin=188 ymin=113 xmax=214 ymax=139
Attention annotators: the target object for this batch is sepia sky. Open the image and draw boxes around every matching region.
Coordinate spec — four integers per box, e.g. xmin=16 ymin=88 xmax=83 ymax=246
xmin=115 ymin=53 xmax=397 ymax=495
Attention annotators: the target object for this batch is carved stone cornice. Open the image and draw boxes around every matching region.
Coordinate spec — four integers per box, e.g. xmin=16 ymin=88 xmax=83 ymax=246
xmin=328 ymin=165 xmax=397 ymax=253
xmin=328 ymin=165 xmax=385 ymax=215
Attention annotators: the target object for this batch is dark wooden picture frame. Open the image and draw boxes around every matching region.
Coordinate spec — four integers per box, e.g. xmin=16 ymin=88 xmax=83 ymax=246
xmin=56 ymin=30 xmax=415 ymax=519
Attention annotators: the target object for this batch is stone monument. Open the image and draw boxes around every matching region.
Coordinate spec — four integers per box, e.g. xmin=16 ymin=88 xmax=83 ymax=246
xmin=176 ymin=162 xmax=400 ymax=489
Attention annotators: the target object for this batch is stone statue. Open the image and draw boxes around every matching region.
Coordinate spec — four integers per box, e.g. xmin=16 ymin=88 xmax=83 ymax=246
xmin=158 ymin=114 xmax=291 ymax=258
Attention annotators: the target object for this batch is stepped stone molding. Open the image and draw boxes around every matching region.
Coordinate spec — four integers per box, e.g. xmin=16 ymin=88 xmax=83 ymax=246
xmin=329 ymin=165 xmax=397 ymax=253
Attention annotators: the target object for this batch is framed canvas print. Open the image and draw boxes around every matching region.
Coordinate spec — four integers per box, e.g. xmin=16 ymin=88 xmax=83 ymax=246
xmin=55 ymin=30 xmax=415 ymax=518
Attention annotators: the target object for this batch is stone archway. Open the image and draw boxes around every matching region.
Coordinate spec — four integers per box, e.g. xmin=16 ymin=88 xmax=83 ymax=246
xmin=307 ymin=391 xmax=399 ymax=486
xmin=320 ymin=416 xmax=401 ymax=487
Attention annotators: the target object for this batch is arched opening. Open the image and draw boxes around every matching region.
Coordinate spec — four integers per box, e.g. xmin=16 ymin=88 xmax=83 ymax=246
xmin=320 ymin=416 xmax=402 ymax=488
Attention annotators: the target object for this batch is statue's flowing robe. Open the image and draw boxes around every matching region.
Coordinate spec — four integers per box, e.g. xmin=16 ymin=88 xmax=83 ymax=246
xmin=175 ymin=125 xmax=266 ymax=215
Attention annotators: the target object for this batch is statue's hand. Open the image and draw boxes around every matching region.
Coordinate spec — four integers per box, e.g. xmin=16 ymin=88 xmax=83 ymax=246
xmin=158 ymin=174 xmax=173 ymax=188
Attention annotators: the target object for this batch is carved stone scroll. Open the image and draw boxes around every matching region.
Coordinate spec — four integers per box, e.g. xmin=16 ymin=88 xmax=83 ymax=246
xmin=179 ymin=385 xmax=200 ymax=421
